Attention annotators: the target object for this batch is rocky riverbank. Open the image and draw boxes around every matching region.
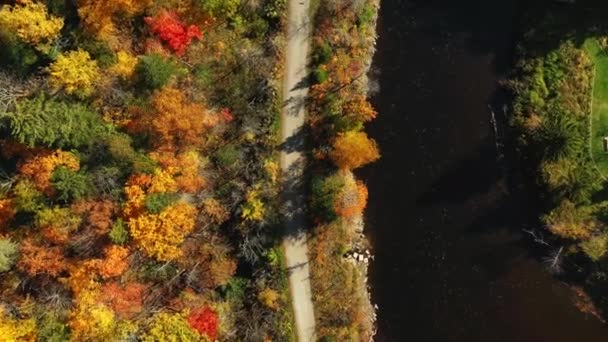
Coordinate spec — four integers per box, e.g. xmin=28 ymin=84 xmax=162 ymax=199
xmin=307 ymin=0 xmax=381 ymax=339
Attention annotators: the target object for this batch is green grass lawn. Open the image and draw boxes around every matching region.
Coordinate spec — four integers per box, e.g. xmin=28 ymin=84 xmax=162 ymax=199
xmin=584 ymin=38 xmax=608 ymax=176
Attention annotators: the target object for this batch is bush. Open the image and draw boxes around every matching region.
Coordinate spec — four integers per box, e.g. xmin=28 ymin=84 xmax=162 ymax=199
xmin=313 ymin=67 xmax=329 ymax=84
xmin=314 ymin=43 xmax=332 ymax=64
xmin=311 ymin=173 xmax=344 ymax=222
xmin=109 ymin=219 xmax=129 ymax=245
xmin=0 ymin=238 xmax=18 ymax=272
xmin=51 ymin=166 xmax=92 ymax=202
xmin=37 ymin=312 xmax=70 ymax=342
xmin=581 ymin=234 xmax=608 ymax=261
xmin=222 ymin=277 xmax=248 ymax=302
xmin=12 ymin=179 xmax=45 ymax=212
xmin=143 ymin=312 xmax=200 ymax=342
xmin=136 ymin=54 xmax=179 ymax=90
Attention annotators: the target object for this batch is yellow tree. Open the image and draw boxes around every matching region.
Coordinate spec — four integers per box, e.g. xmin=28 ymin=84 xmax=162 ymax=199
xmin=48 ymin=50 xmax=100 ymax=97
xmin=330 ymin=131 xmax=380 ymax=169
xmin=128 ymin=202 xmax=197 ymax=261
xmin=110 ymin=51 xmax=138 ymax=79
xmin=0 ymin=0 xmax=63 ymax=52
xmin=0 ymin=311 xmax=37 ymax=342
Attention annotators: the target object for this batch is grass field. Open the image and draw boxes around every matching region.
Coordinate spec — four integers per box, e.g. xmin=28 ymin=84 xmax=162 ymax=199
xmin=584 ymin=38 xmax=608 ymax=177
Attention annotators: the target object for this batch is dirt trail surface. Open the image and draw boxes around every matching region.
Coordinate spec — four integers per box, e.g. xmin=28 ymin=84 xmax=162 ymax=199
xmin=280 ymin=0 xmax=315 ymax=341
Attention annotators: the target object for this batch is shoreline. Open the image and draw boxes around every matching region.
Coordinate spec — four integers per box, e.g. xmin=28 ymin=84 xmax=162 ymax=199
xmin=351 ymin=2 xmax=381 ymax=338
xmin=306 ymin=0 xmax=381 ymax=339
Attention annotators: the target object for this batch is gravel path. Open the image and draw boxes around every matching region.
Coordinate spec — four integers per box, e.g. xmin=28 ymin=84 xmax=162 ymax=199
xmin=281 ymin=0 xmax=316 ymax=341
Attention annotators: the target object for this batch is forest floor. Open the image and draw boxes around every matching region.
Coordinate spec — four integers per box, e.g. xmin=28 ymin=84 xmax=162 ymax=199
xmin=281 ymin=0 xmax=316 ymax=341
xmin=585 ymin=38 xmax=608 ymax=178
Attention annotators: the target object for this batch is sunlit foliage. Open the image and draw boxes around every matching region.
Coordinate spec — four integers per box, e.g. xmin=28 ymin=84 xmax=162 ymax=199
xmin=330 ymin=131 xmax=379 ymax=170
xmin=48 ymin=50 xmax=100 ymax=97
xmin=128 ymin=202 xmax=196 ymax=261
xmin=0 ymin=1 xmax=63 ymax=52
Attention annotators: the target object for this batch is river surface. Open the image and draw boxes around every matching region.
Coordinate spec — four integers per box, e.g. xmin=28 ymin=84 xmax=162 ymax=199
xmin=361 ymin=0 xmax=608 ymax=341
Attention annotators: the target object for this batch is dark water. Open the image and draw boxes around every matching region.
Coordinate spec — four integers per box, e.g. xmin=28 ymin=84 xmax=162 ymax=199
xmin=361 ymin=0 xmax=608 ymax=341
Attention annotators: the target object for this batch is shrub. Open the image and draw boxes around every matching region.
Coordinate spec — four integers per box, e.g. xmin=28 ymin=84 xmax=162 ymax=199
xmin=258 ymin=288 xmax=280 ymax=310
xmin=51 ymin=166 xmax=92 ymax=202
xmin=12 ymin=180 xmax=46 ymax=212
xmin=314 ymin=67 xmax=329 ymax=84
xmin=187 ymin=307 xmax=219 ymax=340
xmin=544 ymin=200 xmax=598 ymax=240
xmin=312 ymin=173 xmax=344 ymax=222
xmin=222 ymin=277 xmax=248 ymax=302
xmin=314 ymin=43 xmax=332 ymax=64
xmin=145 ymin=11 xmax=202 ymax=55
xmin=142 ymin=312 xmax=200 ymax=342
xmin=109 ymin=219 xmax=129 ymax=245
xmin=37 ymin=312 xmax=70 ymax=342
xmin=136 ymin=54 xmax=179 ymax=90
xmin=110 ymin=51 xmax=138 ymax=79
xmin=0 ymin=238 xmax=18 ymax=272
xmin=581 ymin=234 xmax=608 ymax=261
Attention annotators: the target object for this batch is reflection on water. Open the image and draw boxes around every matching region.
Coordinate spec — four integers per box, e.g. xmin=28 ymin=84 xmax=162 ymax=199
xmin=360 ymin=0 xmax=608 ymax=341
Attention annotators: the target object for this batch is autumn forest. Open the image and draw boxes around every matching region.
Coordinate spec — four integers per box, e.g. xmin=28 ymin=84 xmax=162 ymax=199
xmin=0 ymin=0 xmax=382 ymax=341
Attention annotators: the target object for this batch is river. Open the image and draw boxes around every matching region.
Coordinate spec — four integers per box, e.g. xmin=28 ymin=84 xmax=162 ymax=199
xmin=361 ymin=0 xmax=608 ymax=341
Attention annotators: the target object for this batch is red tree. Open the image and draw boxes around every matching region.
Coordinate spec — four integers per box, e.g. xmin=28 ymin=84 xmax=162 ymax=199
xmin=187 ymin=307 xmax=218 ymax=340
xmin=145 ymin=11 xmax=202 ymax=55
